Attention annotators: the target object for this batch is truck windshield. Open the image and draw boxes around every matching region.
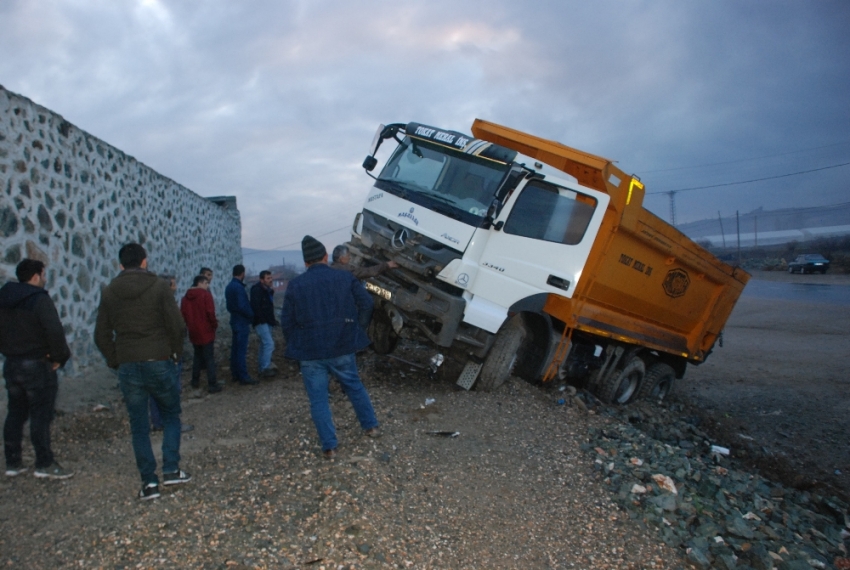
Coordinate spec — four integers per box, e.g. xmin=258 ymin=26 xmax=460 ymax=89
xmin=376 ymin=137 xmax=510 ymax=225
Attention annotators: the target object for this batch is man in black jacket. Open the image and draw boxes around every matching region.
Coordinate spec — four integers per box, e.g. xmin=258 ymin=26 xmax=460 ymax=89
xmin=250 ymin=270 xmax=278 ymax=377
xmin=0 ymin=259 xmax=73 ymax=479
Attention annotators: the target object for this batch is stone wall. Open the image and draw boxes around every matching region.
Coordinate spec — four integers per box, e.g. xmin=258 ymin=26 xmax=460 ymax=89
xmin=0 ymin=86 xmax=242 ymax=373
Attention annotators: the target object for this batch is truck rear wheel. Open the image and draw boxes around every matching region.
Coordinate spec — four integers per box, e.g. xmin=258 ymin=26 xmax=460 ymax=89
xmin=637 ymin=362 xmax=676 ymax=402
xmin=597 ymin=356 xmax=644 ymax=405
xmin=477 ymin=317 xmax=526 ymax=392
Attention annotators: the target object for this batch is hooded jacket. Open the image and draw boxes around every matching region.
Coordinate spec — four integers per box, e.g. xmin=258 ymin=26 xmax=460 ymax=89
xmin=180 ymin=287 xmax=218 ymax=345
xmin=0 ymin=281 xmax=70 ymax=366
xmin=94 ymin=268 xmax=185 ymax=368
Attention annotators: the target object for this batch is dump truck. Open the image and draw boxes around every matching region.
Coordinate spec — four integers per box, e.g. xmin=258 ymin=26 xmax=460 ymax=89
xmin=345 ymin=119 xmax=750 ymax=403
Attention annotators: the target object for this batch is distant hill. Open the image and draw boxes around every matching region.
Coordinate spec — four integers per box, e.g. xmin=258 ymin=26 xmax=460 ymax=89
xmin=241 ymin=248 xmax=303 ymax=275
xmin=677 ymin=202 xmax=850 ymax=248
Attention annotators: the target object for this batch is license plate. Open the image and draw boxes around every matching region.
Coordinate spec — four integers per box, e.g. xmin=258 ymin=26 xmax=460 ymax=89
xmin=365 ymin=282 xmax=392 ymax=301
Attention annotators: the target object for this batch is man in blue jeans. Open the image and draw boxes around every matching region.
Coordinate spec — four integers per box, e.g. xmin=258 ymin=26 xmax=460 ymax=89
xmin=250 ymin=270 xmax=278 ymax=378
xmin=225 ymin=264 xmax=257 ymax=385
xmin=95 ymin=243 xmax=191 ymax=500
xmin=281 ymin=236 xmax=380 ymax=459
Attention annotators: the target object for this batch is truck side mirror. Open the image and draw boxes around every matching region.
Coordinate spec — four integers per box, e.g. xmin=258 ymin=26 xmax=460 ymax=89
xmin=362 ymin=156 xmax=378 ymax=172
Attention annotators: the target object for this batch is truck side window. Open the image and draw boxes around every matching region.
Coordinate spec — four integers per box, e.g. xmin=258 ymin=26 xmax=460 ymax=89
xmin=503 ymin=181 xmax=596 ymax=245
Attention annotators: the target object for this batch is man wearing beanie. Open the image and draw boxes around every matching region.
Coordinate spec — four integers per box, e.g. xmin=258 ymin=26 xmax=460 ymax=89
xmin=281 ymin=236 xmax=380 ymax=459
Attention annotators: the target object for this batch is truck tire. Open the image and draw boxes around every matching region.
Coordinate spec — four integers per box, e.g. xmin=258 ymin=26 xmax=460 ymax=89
xmin=638 ymin=362 xmax=676 ymax=402
xmin=368 ymin=309 xmax=399 ymax=355
xmin=597 ymin=356 xmax=644 ymax=405
xmin=477 ymin=317 xmax=527 ymax=392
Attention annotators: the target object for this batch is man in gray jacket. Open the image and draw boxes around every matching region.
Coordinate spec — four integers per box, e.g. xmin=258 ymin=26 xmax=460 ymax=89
xmin=95 ymin=243 xmax=191 ymax=500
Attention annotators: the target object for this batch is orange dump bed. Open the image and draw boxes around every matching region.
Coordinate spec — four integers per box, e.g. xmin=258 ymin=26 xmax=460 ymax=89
xmin=472 ymin=119 xmax=750 ymax=363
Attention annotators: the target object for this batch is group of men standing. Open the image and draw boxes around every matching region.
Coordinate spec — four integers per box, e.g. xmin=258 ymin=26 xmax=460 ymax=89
xmin=2 ymin=235 xmax=383 ymax=498
xmin=225 ymin=265 xmax=279 ymax=385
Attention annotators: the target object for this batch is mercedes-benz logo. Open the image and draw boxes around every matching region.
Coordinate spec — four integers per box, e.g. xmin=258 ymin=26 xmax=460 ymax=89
xmin=456 ymin=273 xmax=469 ymax=287
xmin=391 ymin=228 xmax=409 ymax=250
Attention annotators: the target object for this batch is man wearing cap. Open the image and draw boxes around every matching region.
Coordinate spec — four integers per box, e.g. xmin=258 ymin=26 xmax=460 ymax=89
xmin=281 ymin=236 xmax=380 ymax=459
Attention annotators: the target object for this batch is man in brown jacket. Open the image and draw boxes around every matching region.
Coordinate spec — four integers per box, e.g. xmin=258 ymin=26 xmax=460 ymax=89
xmin=95 ymin=243 xmax=191 ymax=500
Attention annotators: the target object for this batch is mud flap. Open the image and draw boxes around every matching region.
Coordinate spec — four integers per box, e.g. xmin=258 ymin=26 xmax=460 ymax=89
xmin=456 ymin=361 xmax=483 ymax=391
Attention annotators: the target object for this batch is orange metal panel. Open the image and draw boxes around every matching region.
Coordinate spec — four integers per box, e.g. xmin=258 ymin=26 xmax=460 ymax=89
xmin=472 ymin=118 xmax=750 ymax=363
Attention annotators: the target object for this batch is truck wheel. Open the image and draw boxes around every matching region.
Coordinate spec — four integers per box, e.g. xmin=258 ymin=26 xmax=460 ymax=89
xmin=477 ymin=317 xmax=527 ymax=392
xmin=368 ymin=309 xmax=399 ymax=355
xmin=597 ymin=356 xmax=644 ymax=405
xmin=637 ymin=362 xmax=676 ymax=402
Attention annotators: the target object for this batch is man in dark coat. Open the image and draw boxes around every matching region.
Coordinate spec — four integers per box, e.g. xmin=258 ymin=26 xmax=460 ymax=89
xmin=281 ymin=236 xmax=380 ymax=459
xmin=95 ymin=243 xmax=191 ymax=500
xmin=225 ymin=264 xmax=256 ymax=385
xmin=0 ymin=259 xmax=73 ymax=479
xmin=250 ymin=270 xmax=278 ymax=378
xmin=180 ymin=275 xmax=220 ymax=393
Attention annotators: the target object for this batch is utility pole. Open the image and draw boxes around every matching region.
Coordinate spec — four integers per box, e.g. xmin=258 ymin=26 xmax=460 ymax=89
xmin=667 ymin=191 xmax=677 ymax=226
xmin=718 ymin=211 xmax=726 ymax=249
xmin=754 ymin=215 xmax=758 ymax=248
xmin=736 ymin=210 xmax=741 ymax=266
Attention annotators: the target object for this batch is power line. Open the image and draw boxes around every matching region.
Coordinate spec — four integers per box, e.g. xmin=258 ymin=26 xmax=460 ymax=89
xmin=641 ymin=140 xmax=850 ymax=174
xmin=242 ymin=224 xmax=351 ymax=256
xmin=647 ymin=161 xmax=850 ymax=195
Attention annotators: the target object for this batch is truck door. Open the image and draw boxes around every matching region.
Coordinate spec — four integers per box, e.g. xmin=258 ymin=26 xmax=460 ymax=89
xmin=465 ymin=177 xmax=609 ymax=322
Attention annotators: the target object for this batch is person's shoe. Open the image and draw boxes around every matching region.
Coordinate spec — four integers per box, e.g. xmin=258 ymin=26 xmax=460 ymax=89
xmin=162 ymin=470 xmax=192 ymax=486
xmin=151 ymin=424 xmax=163 ymax=432
xmin=323 ymin=448 xmax=337 ymax=460
xmin=208 ymin=384 xmax=223 ymax=394
xmin=268 ymin=362 xmax=280 ymax=371
xmin=34 ymin=462 xmax=74 ymax=480
xmin=181 ymin=423 xmax=195 ymax=433
xmin=238 ymin=377 xmax=259 ymax=385
xmin=365 ymin=427 xmax=382 ymax=439
xmin=260 ymin=368 xmax=277 ymax=378
xmin=5 ymin=465 xmax=27 ymax=477
xmin=139 ymin=482 xmax=160 ymax=501
xmin=190 ymin=381 xmax=200 ymax=389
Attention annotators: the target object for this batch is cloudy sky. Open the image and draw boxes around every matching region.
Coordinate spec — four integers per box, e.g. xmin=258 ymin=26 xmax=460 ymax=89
xmin=2 ymin=0 xmax=848 ymax=253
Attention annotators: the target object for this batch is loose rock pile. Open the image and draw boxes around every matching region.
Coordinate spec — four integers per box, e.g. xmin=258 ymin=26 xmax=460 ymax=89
xmin=579 ymin=398 xmax=850 ymax=569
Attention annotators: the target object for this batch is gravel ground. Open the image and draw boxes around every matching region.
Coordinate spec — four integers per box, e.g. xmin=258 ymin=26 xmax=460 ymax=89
xmin=0 ymin=337 xmax=683 ymax=569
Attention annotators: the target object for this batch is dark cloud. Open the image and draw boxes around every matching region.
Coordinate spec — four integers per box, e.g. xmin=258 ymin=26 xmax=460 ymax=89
xmin=2 ymin=0 xmax=847 ymax=247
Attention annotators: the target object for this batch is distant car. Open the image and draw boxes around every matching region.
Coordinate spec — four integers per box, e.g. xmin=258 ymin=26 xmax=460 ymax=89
xmin=788 ymin=254 xmax=830 ymax=274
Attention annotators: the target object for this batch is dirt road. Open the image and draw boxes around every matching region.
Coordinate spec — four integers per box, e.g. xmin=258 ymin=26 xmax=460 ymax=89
xmin=681 ymin=270 xmax=850 ymax=498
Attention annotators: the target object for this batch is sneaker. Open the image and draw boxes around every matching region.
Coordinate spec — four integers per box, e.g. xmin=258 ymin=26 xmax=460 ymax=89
xmin=139 ymin=482 xmax=160 ymax=500
xmin=5 ymin=465 xmax=27 ymax=477
xmin=162 ymin=470 xmax=192 ymax=486
xmin=260 ymin=368 xmax=277 ymax=378
xmin=208 ymin=385 xmax=223 ymax=394
xmin=238 ymin=377 xmax=259 ymax=385
xmin=365 ymin=427 xmax=382 ymax=439
xmin=34 ymin=462 xmax=74 ymax=480
xmin=323 ymin=448 xmax=337 ymax=460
